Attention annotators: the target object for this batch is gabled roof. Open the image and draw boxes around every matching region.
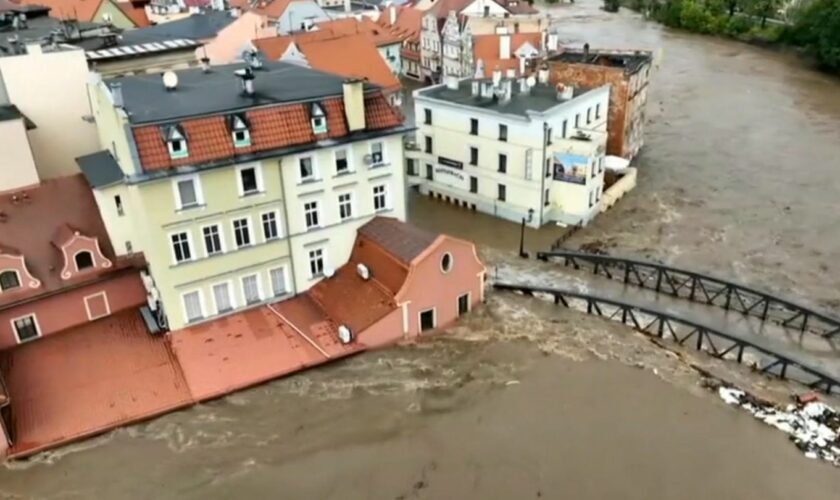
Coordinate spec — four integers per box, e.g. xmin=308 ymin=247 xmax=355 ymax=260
xmin=473 ymin=32 xmax=541 ymax=77
xmin=358 ymin=216 xmax=438 ymax=266
xmin=119 ymin=10 xmax=235 ymax=44
xmin=16 ymin=0 xmax=104 ymax=22
xmin=252 ymin=0 xmax=294 ymax=18
xmin=377 ymin=5 xmax=424 ymax=42
xmin=426 ymin=0 xmax=472 ymax=19
xmin=115 ymin=0 xmax=151 ymax=27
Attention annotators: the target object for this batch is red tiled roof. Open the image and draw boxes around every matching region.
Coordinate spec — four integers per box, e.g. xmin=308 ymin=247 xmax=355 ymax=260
xmin=132 ymin=93 xmax=402 ymax=171
xmin=289 ymin=33 xmax=401 ymax=91
xmin=17 ymin=0 xmax=104 ymax=21
xmin=252 ymin=0 xmax=294 ymax=19
xmin=474 ymin=32 xmax=542 ymax=77
xmin=115 ymin=0 xmax=151 ymax=27
xmin=377 ymin=5 xmax=424 ymax=43
xmin=358 ymin=216 xmax=439 ymax=266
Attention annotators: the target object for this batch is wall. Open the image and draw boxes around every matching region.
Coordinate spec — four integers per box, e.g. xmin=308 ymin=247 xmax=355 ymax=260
xmin=0 ymin=271 xmax=146 ymax=350
xmin=357 ymin=306 xmax=403 ymax=349
xmin=461 ymin=0 xmax=509 ymax=16
xmin=0 ymin=48 xmax=99 ymax=180
xmin=95 ymin=0 xmax=141 ymax=29
xmin=204 ymin=11 xmax=275 ymax=64
xmin=93 ymin=51 xmax=199 ymax=78
xmin=0 ymin=118 xmax=39 ymax=192
xmin=398 ymin=236 xmax=484 ymax=337
xmin=277 ymin=2 xmax=330 ymax=34
xmin=88 ymin=80 xmax=139 ymax=176
xmin=377 ymin=43 xmax=402 ymax=75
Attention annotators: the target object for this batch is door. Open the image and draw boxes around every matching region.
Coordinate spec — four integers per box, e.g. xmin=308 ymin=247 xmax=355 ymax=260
xmin=426 ymin=163 xmax=433 ymax=180
xmin=419 ymin=309 xmax=436 ymax=332
xmin=458 ymin=293 xmax=470 ymax=316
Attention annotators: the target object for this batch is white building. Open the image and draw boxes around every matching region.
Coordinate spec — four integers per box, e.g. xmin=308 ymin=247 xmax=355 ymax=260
xmin=407 ymin=71 xmax=610 ymax=228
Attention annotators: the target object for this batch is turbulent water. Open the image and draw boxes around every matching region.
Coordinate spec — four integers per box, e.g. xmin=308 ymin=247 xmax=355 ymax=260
xmin=3 ymin=2 xmax=840 ymax=498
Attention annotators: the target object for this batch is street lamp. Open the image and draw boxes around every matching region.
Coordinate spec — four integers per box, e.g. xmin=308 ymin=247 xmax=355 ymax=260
xmin=519 ymin=208 xmax=535 ymax=258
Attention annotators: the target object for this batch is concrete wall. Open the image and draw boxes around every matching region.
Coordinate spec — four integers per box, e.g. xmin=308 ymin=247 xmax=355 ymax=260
xmin=0 ymin=118 xmax=39 ymax=192
xmin=0 ymin=272 xmax=146 ymax=350
xmin=0 ymin=47 xmax=99 ymax=180
xmin=88 ymin=80 xmax=139 ymax=176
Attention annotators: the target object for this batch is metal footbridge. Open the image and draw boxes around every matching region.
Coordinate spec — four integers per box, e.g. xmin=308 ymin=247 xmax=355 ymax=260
xmin=493 ymin=250 xmax=840 ymax=394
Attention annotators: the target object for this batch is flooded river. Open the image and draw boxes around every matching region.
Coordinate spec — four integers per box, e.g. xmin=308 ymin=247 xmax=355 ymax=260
xmin=3 ymin=2 xmax=840 ymax=498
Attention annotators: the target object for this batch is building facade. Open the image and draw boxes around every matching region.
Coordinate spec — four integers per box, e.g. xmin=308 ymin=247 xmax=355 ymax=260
xmin=83 ymin=61 xmax=408 ymax=330
xmin=408 ymin=73 xmax=610 ymax=227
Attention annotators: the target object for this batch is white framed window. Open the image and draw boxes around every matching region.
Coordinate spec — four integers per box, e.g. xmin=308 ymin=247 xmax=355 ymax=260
xmin=232 ymin=217 xmax=252 ymax=248
xmin=299 ymin=156 xmax=316 ymax=182
xmin=202 ymin=224 xmax=224 ymax=256
xmin=166 ymin=125 xmax=188 ymax=159
xmin=11 ymin=314 xmax=41 ymax=343
xmin=231 ymin=114 xmax=251 ymax=148
xmin=83 ymin=291 xmax=111 ymax=321
xmin=371 ymin=142 xmax=384 ymax=164
xmin=170 ymin=231 xmax=193 ymax=264
xmin=237 ymin=164 xmax=263 ymax=196
xmin=311 ymin=102 xmax=327 ymax=134
xmin=338 ymin=192 xmax=353 ymax=220
xmin=212 ymin=281 xmax=235 ymax=314
xmin=241 ymin=274 xmax=262 ymax=305
xmin=373 ymin=184 xmax=388 ymax=212
xmin=172 ymin=175 xmax=203 ymax=210
xmin=268 ymin=266 xmax=289 ymax=297
xmin=182 ymin=290 xmax=205 ymax=323
xmin=308 ymin=248 xmax=325 ymax=278
xmin=304 ymin=201 xmax=320 ymax=229
xmin=0 ymin=269 xmax=21 ymax=291
xmin=335 ymin=149 xmax=350 ymax=175
xmin=261 ymin=211 xmax=281 ymax=240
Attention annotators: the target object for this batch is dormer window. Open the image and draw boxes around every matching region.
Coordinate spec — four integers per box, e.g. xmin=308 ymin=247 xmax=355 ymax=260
xmin=74 ymin=251 xmax=94 ymax=271
xmin=0 ymin=270 xmax=21 ymax=291
xmin=310 ymin=102 xmax=327 ymax=134
xmin=165 ymin=125 xmax=188 ymax=160
xmin=229 ymin=114 xmax=251 ymax=148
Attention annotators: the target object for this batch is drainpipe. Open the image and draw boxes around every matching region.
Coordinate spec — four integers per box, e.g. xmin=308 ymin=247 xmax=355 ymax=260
xmin=537 ymin=121 xmax=548 ymax=228
xmin=277 ymin=158 xmax=300 ymax=297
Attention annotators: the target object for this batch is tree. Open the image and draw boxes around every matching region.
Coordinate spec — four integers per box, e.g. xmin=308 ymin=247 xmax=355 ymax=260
xmin=785 ymin=0 xmax=840 ymax=71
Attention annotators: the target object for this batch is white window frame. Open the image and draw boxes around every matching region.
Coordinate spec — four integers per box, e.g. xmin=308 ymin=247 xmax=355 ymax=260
xmin=298 ymin=155 xmax=317 ymax=183
xmin=337 ymin=191 xmax=353 ymax=221
xmin=11 ymin=313 xmax=41 ymax=343
xmin=241 ymin=273 xmax=263 ymax=305
xmin=418 ymin=307 xmax=437 ymax=332
xmin=0 ymin=269 xmax=21 ymax=292
xmin=167 ymin=138 xmax=188 ymax=159
xmin=232 ymin=128 xmax=251 ymax=148
xmin=201 ymin=223 xmax=226 ymax=257
xmin=304 ymin=200 xmax=320 ymax=230
xmin=211 ymin=280 xmax=237 ymax=315
xmin=267 ymin=265 xmax=290 ymax=297
xmin=308 ymin=247 xmax=326 ymax=279
xmin=83 ymin=291 xmax=111 ymax=321
xmin=334 ymin=148 xmax=351 ymax=175
xmin=172 ymin=174 xmax=204 ymax=210
xmin=370 ymin=142 xmax=384 ymax=165
xmin=260 ymin=210 xmax=282 ymax=241
xmin=373 ymin=184 xmax=388 ymax=212
xmin=236 ymin=163 xmax=264 ymax=197
xmin=169 ymin=230 xmax=195 ymax=264
xmin=232 ymin=216 xmax=253 ymax=249
xmin=181 ymin=289 xmax=206 ymax=323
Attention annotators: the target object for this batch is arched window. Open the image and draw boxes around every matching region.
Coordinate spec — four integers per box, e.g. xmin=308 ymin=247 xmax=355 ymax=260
xmin=0 ymin=270 xmax=20 ymax=291
xmin=75 ymin=251 xmax=94 ymax=271
xmin=440 ymin=252 xmax=453 ymax=273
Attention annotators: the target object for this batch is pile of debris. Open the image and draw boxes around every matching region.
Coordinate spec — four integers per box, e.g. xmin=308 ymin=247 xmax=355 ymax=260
xmin=717 ymin=385 xmax=840 ymax=466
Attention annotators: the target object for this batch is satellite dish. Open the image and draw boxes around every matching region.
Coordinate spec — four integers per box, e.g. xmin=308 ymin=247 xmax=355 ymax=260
xmin=162 ymin=71 xmax=178 ymax=90
xmin=338 ymin=325 xmax=353 ymax=344
xmin=323 ymin=267 xmax=335 ymax=279
xmin=526 ymin=75 xmax=536 ymax=87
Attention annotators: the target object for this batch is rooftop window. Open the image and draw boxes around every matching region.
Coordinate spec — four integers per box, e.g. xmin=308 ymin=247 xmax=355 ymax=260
xmin=311 ymin=102 xmax=328 ymax=135
xmin=230 ymin=114 xmax=251 ymax=148
xmin=165 ymin=125 xmax=188 ymax=160
xmin=0 ymin=270 xmax=20 ymax=292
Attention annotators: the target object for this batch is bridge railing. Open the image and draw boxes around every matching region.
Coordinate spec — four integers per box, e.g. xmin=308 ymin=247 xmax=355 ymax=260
xmin=494 ymin=282 xmax=839 ymax=394
xmin=536 ymin=250 xmax=840 ymax=340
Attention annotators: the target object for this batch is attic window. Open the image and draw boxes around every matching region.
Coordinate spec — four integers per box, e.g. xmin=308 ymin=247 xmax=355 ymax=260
xmin=165 ymin=125 xmax=188 ymax=159
xmin=0 ymin=270 xmax=21 ymax=291
xmin=75 ymin=251 xmax=94 ymax=271
xmin=310 ymin=102 xmax=328 ymax=134
xmin=230 ymin=114 xmax=251 ymax=148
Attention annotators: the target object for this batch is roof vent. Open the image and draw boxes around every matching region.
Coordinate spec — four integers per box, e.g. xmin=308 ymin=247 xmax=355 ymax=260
xmin=234 ymin=67 xmax=255 ymax=96
xmin=338 ymin=325 xmax=353 ymax=344
xmin=323 ymin=266 xmax=335 ymax=279
xmin=356 ymin=263 xmax=370 ymax=280
xmin=162 ymin=70 xmax=178 ymax=91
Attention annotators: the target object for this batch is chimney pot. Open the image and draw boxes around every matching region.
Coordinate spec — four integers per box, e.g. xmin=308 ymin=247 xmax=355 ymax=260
xmin=499 ymin=33 xmax=511 ymax=60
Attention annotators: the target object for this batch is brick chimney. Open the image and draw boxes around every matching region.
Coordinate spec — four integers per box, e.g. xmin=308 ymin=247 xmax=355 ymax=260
xmin=499 ymin=33 xmax=511 ymax=60
xmin=342 ymin=79 xmax=366 ymax=132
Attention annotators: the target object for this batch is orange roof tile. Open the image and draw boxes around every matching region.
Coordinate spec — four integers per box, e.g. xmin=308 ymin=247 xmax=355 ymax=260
xmin=115 ymin=0 xmax=151 ymax=27
xmin=474 ymin=32 xmax=542 ymax=77
xmin=252 ymin=0 xmax=293 ymax=19
xmin=297 ymin=34 xmax=401 ymax=91
xmin=132 ymin=92 xmax=401 ymax=171
xmin=377 ymin=5 xmax=423 ymax=43
xmin=17 ymin=0 xmax=104 ymax=21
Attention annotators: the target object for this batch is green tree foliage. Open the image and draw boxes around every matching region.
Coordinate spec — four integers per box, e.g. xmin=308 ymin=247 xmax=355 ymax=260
xmin=784 ymin=0 xmax=840 ymax=71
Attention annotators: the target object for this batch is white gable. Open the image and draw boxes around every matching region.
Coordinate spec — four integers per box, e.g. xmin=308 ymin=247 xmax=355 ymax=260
xmin=514 ymin=41 xmax=539 ymax=59
xmin=461 ymin=0 xmax=509 ymax=16
xmin=280 ymin=42 xmax=310 ymax=66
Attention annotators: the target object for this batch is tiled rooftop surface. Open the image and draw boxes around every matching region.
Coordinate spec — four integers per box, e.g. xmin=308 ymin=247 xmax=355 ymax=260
xmin=1 ymin=311 xmax=192 ymax=458
xmin=358 ymin=216 xmax=438 ymax=266
xmin=309 ymin=262 xmax=397 ymax=334
xmin=473 ymin=32 xmax=542 ymax=78
xmin=16 ymin=0 xmax=103 ymax=22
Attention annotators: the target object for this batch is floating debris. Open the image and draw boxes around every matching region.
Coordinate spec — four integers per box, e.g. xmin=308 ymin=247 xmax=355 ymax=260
xmin=716 ymin=386 xmax=840 ymax=466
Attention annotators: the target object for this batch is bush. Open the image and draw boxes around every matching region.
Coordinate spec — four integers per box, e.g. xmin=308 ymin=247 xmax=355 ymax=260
xmin=724 ymin=15 xmax=753 ymax=35
xmin=679 ymin=0 xmax=718 ymax=33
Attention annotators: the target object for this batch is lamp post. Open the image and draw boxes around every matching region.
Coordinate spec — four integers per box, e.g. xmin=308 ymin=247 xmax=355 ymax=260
xmin=519 ymin=208 xmax=535 ymax=258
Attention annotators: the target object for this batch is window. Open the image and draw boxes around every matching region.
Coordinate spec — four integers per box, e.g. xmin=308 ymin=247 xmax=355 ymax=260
xmin=470 ymin=176 xmax=478 ymax=194
xmin=115 ymin=195 xmax=124 ymax=216
xmin=259 ymin=212 xmax=278 ymax=240
xmin=469 ymin=118 xmax=478 ymax=135
xmin=424 ymin=108 xmax=432 ymax=125
xmin=13 ymin=315 xmax=40 ymax=342
xmin=311 ymin=102 xmax=327 ymax=134
xmin=242 ymin=274 xmax=261 ymax=305
xmin=269 ymin=267 xmax=288 ymax=296
xmin=233 ymin=129 xmax=250 ymax=147
xmin=335 ymin=149 xmax=349 ymax=175
xmin=458 ymin=293 xmax=470 ymax=316
xmin=175 ymin=177 xmax=201 ymax=209
xmin=166 ymin=126 xmax=188 ymax=160
xmin=589 ymin=190 xmax=595 ymax=208
xmin=203 ymin=225 xmax=223 ymax=255
xmin=420 ymin=309 xmax=435 ymax=332
xmin=426 ymin=163 xmax=433 ymax=180
xmin=308 ymin=248 xmax=325 ymax=278
xmin=498 ymin=124 xmax=508 ymax=142
xmin=230 ymin=114 xmax=250 ymax=148
xmin=544 ymin=188 xmax=550 ymax=206
xmin=498 ymin=184 xmax=506 ymax=201
xmin=575 ymin=114 xmax=580 ymax=128
xmin=238 ymin=166 xmax=261 ymax=196
xmin=125 ymin=241 xmax=133 ymax=253
xmin=171 ymin=232 xmax=192 ymax=263
xmin=371 ymin=142 xmax=384 ymax=164
xmin=440 ymin=252 xmax=453 ymax=273
xmin=304 ymin=201 xmax=320 ymax=229
xmin=233 ymin=218 xmax=252 ymax=248
xmin=338 ymin=192 xmax=353 ymax=220
xmin=299 ymin=157 xmax=315 ymax=182
xmin=0 ymin=270 xmax=20 ymax=291
xmin=373 ymin=184 xmax=387 ymax=211
xmin=586 ymin=108 xmax=592 ymax=124
xmin=469 ymin=147 xmax=478 ymax=166
xmin=407 ymin=158 xmax=417 ymax=176
xmin=498 ymin=154 xmax=507 ymax=173
xmin=596 ymin=103 xmax=602 ymax=119
xmin=74 ymin=251 xmax=94 ymax=271
xmin=212 ymin=282 xmax=234 ymax=314
xmin=182 ymin=291 xmax=204 ymax=323
xmin=424 ymin=136 xmax=433 ymax=154
xmin=546 ymin=127 xmax=553 ymax=145
xmin=562 ymin=119 xmax=568 ymax=138
xmin=591 ymin=161 xmax=596 ymax=178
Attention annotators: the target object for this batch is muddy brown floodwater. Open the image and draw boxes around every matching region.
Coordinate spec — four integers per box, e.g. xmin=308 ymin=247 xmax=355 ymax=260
xmin=3 ymin=1 xmax=840 ymax=498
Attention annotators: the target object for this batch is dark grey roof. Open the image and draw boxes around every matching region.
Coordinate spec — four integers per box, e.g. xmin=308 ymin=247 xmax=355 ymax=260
xmin=0 ymin=104 xmax=35 ymax=128
xmin=548 ymin=50 xmax=653 ymax=75
xmin=109 ymin=60 xmax=380 ymax=124
xmin=119 ymin=11 xmax=235 ymax=45
xmin=0 ymin=14 xmax=116 ymax=55
xmin=77 ymin=150 xmax=124 ymax=188
xmin=359 ymin=216 xmax=438 ymax=265
xmin=419 ymin=78 xmax=592 ymax=118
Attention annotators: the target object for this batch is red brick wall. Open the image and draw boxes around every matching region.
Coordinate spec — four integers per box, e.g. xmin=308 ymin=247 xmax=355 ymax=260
xmin=0 ymin=272 xmax=146 ymax=350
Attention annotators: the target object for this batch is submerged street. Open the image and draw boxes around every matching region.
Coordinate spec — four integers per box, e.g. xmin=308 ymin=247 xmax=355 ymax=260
xmin=2 ymin=1 xmax=840 ymax=497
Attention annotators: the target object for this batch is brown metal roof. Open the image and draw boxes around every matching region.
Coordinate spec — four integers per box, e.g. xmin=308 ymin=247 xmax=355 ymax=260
xmin=357 ymin=216 xmax=439 ymax=266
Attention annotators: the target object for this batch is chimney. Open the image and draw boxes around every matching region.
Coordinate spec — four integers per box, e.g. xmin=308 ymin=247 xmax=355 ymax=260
xmin=110 ymin=82 xmax=124 ymax=108
xmin=25 ymin=42 xmax=42 ymax=55
xmin=235 ymin=67 xmax=255 ymax=96
xmin=538 ymin=64 xmax=549 ymax=84
xmin=344 ymin=0 xmax=351 ymax=13
xmin=389 ymin=5 xmax=397 ymax=25
xmin=518 ymin=77 xmax=529 ymax=95
xmin=518 ymin=55 xmax=526 ymax=76
xmin=200 ymin=56 xmax=210 ymax=72
xmin=502 ymin=80 xmax=512 ymax=103
xmin=547 ymin=33 xmax=558 ymax=52
xmin=499 ymin=33 xmax=511 ymax=60
xmin=342 ymin=79 xmax=366 ymax=132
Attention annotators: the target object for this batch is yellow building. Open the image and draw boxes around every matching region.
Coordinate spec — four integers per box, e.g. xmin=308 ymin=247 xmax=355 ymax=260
xmin=80 ymin=61 xmax=409 ymax=330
